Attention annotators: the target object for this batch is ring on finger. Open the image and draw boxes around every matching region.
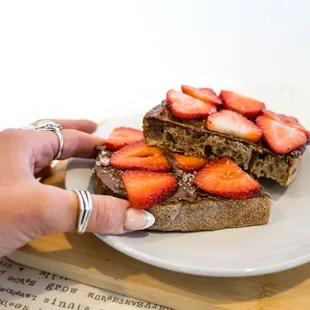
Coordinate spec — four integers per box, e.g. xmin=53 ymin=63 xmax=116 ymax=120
xmin=74 ymin=190 xmax=93 ymax=234
xmin=20 ymin=120 xmax=64 ymax=160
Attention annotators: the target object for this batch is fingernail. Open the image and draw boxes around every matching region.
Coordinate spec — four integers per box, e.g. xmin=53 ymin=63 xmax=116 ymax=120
xmin=124 ymin=208 xmax=155 ymax=231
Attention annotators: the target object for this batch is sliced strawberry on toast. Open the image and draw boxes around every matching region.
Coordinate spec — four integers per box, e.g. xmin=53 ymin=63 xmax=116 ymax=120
xmin=262 ymin=109 xmax=302 ymax=126
xmin=166 ymin=89 xmax=216 ymax=120
xmin=121 ymin=170 xmax=177 ymax=209
xmin=194 ymin=157 xmax=260 ymax=199
xmin=281 ymin=115 xmax=299 ymax=125
xmin=256 ymin=116 xmax=307 ymax=154
xmin=181 ymin=85 xmax=222 ymax=105
xmin=262 ymin=109 xmax=309 ymax=137
xmin=206 ymin=109 xmax=262 ymax=142
xmin=110 ymin=141 xmax=171 ymax=172
xmin=106 ymin=127 xmax=143 ymax=151
xmin=220 ymin=90 xmax=265 ymax=118
xmin=174 ymin=154 xmax=208 ymax=172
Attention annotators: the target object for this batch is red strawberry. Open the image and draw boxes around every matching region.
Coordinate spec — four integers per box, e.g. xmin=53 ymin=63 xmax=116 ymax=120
xmin=206 ymin=110 xmax=262 ymax=142
xmin=256 ymin=116 xmax=307 ymax=154
xmin=280 ymin=114 xmax=299 ymax=125
xmin=262 ymin=109 xmax=299 ymax=124
xmin=285 ymin=123 xmax=309 ymax=138
xmin=110 ymin=141 xmax=171 ymax=172
xmin=195 ymin=157 xmax=260 ymax=199
xmin=174 ymin=154 xmax=208 ymax=172
xmin=181 ymin=85 xmax=222 ymax=105
xmin=262 ymin=109 xmax=309 ymax=138
xmin=121 ymin=170 xmax=177 ymax=209
xmin=166 ymin=89 xmax=217 ymax=120
xmin=220 ymin=90 xmax=265 ymax=118
xmin=106 ymin=127 xmax=143 ymax=151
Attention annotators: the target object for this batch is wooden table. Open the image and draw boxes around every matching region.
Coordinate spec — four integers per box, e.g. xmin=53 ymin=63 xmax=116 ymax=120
xmin=8 ymin=160 xmax=310 ymax=310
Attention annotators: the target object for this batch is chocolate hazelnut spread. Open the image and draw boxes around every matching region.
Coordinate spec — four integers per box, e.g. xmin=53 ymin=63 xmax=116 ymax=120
xmin=94 ymin=146 xmax=264 ymax=203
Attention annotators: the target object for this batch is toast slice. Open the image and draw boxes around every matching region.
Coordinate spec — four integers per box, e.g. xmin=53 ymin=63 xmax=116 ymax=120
xmin=143 ymin=102 xmax=307 ymax=186
xmin=94 ymin=146 xmax=271 ymax=232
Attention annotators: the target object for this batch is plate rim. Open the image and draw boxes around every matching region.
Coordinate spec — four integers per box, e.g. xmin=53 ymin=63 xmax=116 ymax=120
xmin=99 ymin=233 xmax=310 ymax=277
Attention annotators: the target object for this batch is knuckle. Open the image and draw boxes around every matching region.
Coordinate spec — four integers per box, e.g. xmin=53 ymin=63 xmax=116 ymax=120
xmin=67 ymin=129 xmax=86 ymax=154
xmin=76 ymin=133 xmax=85 ymax=154
xmin=94 ymin=196 xmax=111 ymax=230
xmin=91 ymin=196 xmax=127 ymax=234
xmin=92 ymin=196 xmax=102 ymax=227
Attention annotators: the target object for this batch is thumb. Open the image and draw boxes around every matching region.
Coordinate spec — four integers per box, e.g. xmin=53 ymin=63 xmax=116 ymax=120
xmin=38 ymin=184 xmax=155 ymax=235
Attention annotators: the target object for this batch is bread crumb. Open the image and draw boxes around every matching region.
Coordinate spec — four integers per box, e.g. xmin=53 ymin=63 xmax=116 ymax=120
xmin=100 ymin=157 xmax=110 ymax=166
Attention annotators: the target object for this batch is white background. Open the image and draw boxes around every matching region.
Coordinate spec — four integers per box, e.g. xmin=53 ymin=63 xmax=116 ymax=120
xmin=1 ymin=0 xmax=310 ymax=130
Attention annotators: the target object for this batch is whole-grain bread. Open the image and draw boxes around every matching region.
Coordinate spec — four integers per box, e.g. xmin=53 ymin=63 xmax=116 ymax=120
xmin=94 ymin=147 xmax=271 ymax=232
xmin=143 ymin=102 xmax=308 ymax=186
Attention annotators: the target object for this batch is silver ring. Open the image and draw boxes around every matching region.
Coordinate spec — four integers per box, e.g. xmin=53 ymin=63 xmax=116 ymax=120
xmin=74 ymin=190 xmax=93 ymax=234
xmin=21 ymin=120 xmax=64 ymax=160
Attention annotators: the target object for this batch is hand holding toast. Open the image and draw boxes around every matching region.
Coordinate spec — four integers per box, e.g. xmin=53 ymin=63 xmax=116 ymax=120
xmin=0 ymin=120 xmax=154 ymax=257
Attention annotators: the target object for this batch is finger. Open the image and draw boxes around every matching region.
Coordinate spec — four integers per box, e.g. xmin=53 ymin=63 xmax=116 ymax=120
xmin=31 ymin=129 xmax=105 ymax=173
xmin=0 ymin=128 xmax=105 ymax=176
xmin=32 ymin=119 xmax=98 ymax=133
xmin=36 ymin=184 xmax=155 ymax=235
xmin=88 ymin=195 xmax=155 ymax=234
xmin=50 ymin=129 xmax=105 ymax=160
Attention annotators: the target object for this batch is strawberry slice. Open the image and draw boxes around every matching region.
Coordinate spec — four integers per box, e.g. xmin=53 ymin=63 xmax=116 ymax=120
xmin=194 ymin=157 xmax=260 ymax=200
xmin=262 ymin=109 xmax=309 ymax=137
xmin=174 ymin=154 xmax=208 ymax=172
xmin=220 ymin=90 xmax=265 ymax=118
xmin=262 ymin=109 xmax=299 ymax=124
xmin=256 ymin=116 xmax=307 ymax=154
xmin=282 ymin=122 xmax=309 ymax=138
xmin=206 ymin=110 xmax=262 ymax=142
xmin=181 ymin=85 xmax=222 ymax=105
xmin=106 ymin=127 xmax=143 ymax=151
xmin=121 ymin=170 xmax=177 ymax=209
xmin=110 ymin=141 xmax=171 ymax=172
xmin=282 ymin=115 xmax=299 ymax=125
xmin=166 ymin=89 xmax=216 ymax=120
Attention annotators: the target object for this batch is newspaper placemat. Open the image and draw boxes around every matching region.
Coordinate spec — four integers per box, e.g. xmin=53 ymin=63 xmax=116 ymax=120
xmin=0 ymin=257 xmax=171 ymax=310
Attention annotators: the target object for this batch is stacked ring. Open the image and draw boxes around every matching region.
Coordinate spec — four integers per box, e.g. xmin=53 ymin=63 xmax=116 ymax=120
xmin=74 ymin=190 xmax=93 ymax=234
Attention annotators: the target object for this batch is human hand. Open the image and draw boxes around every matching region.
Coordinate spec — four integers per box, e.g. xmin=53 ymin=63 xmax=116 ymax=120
xmin=0 ymin=119 xmax=154 ymax=257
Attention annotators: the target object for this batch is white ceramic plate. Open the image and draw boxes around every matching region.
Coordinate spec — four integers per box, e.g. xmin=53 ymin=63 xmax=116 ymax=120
xmin=65 ymin=114 xmax=310 ymax=277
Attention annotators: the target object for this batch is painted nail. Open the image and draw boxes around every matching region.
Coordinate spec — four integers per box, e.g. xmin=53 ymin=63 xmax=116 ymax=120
xmin=124 ymin=208 xmax=155 ymax=231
